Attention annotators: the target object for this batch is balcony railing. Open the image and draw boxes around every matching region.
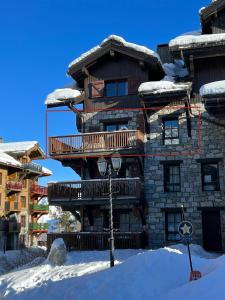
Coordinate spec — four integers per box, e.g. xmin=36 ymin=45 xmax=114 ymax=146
xmin=47 ymin=232 xmax=145 ymax=251
xmin=48 ymin=178 xmax=142 ymax=204
xmin=31 ymin=204 xmax=49 ymax=211
xmin=30 ymin=223 xmax=48 ymax=231
xmin=49 ymin=130 xmax=144 ymax=156
xmin=6 ymin=181 xmax=23 ymax=191
xmin=31 ymin=185 xmax=48 ymax=195
xmin=23 ymin=162 xmax=43 ymax=174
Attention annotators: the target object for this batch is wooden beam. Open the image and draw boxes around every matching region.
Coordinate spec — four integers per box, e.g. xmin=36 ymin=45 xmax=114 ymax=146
xmin=82 ymin=66 xmax=89 ymax=76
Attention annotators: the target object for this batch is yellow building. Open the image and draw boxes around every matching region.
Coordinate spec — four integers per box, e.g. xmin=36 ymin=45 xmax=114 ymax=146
xmin=0 ymin=141 xmax=51 ymax=249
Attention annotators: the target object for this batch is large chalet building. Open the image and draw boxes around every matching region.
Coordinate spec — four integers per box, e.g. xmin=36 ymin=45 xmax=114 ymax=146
xmin=0 ymin=141 xmax=51 ymax=249
xmin=46 ymin=0 xmax=225 ymax=252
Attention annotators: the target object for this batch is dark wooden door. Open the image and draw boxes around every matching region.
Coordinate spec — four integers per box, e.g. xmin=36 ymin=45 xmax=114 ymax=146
xmin=202 ymin=210 xmax=222 ymax=251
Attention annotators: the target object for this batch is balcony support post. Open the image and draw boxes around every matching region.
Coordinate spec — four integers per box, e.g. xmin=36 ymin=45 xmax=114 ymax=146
xmin=108 ymin=165 xmax=115 ymax=268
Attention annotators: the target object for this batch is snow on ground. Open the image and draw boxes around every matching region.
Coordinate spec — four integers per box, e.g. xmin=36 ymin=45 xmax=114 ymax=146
xmin=200 ymin=80 xmax=225 ymax=97
xmin=0 ymin=244 xmax=224 ymax=300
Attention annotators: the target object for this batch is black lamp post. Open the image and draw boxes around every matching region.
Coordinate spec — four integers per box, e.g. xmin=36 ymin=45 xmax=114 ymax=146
xmin=97 ymin=154 xmax=122 ymax=268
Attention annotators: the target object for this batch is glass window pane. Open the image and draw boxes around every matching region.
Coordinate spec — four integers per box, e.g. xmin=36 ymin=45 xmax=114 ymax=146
xmin=106 ymin=82 xmax=116 ymax=97
xmin=118 ymin=81 xmax=128 ymax=96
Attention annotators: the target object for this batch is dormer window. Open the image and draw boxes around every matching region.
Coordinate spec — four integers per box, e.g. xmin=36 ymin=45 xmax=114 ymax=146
xmin=105 ymin=80 xmax=128 ymax=97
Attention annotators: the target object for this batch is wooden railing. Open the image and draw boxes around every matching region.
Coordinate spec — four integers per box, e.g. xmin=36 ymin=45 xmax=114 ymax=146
xmin=6 ymin=181 xmax=23 ymax=191
xmin=30 ymin=204 xmax=49 ymax=211
xmin=48 ymin=178 xmax=142 ymax=203
xmin=47 ymin=232 xmax=145 ymax=251
xmin=31 ymin=185 xmax=48 ymax=195
xmin=48 ymin=130 xmax=144 ymax=156
xmin=30 ymin=223 xmax=48 ymax=231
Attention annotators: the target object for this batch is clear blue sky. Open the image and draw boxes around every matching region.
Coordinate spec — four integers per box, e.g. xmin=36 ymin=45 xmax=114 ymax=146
xmin=0 ymin=0 xmax=208 ymax=185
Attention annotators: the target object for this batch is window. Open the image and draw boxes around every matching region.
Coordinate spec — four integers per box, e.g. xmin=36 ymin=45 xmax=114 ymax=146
xmin=22 ymin=179 xmax=27 ymax=188
xmin=105 ymin=122 xmax=128 ymax=132
xmin=164 ymin=164 xmax=181 ymax=192
xmin=202 ymin=163 xmax=220 ymax=191
xmin=163 ymin=118 xmax=179 ymax=145
xmin=0 ymin=193 xmax=1 ymax=206
xmin=165 ymin=211 xmax=182 ymax=242
xmin=21 ymin=196 xmax=26 ymax=208
xmin=21 ymin=215 xmax=26 ymax=227
xmin=105 ymin=80 xmax=128 ymax=97
xmin=0 ymin=173 xmax=2 ymax=185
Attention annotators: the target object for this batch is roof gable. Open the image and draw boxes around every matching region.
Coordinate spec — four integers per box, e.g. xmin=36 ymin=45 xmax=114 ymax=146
xmin=67 ymin=35 xmax=163 ymax=78
xmin=0 ymin=141 xmax=45 ymax=159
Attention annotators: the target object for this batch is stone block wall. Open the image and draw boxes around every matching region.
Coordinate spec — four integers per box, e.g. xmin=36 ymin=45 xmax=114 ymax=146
xmin=145 ymin=103 xmax=225 ymax=249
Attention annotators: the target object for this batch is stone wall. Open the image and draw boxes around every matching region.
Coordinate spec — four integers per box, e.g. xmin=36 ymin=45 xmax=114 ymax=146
xmin=145 ymin=103 xmax=225 ymax=249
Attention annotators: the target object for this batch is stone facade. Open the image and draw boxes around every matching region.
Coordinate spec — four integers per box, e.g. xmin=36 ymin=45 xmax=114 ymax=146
xmin=145 ymin=103 xmax=225 ymax=249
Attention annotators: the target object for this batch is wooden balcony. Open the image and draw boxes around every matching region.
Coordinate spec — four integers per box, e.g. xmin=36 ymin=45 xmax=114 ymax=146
xmin=30 ymin=223 xmax=48 ymax=232
xmin=48 ymin=178 xmax=143 ymax=206
xmin=47 ymin=232 xmax=145 ymax=251
xmin=48 ymin=130 xmax=144 ymax=158
xmin=30 ymin=204 xmax=49 ymax=212
xmin=6 ymin=181 xmax=23 ymax=192
xmin=31 ymin=185 xmax=48 ymax=196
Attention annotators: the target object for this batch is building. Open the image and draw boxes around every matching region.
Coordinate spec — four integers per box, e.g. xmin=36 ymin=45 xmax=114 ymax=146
xmin=0 ymin=141 xmax=51 ymax=249
xmin=46 ymin=0 xmax=225 ymax=252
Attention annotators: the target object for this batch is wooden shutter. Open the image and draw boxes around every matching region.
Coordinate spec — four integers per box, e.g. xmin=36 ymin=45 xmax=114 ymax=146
xmin=128 ymin=78 xmax=141 ymax=95
xmin=89 ymin=80 xmax=105 ymax=98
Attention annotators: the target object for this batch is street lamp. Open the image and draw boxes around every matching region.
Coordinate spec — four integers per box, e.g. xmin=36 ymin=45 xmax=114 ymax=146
xmin=97 ymin=154 xmax=122 ymax=268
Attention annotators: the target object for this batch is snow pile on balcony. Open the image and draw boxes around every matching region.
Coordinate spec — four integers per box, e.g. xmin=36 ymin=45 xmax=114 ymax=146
xmin=0 ymin=244 xmax=223 ymax=300
xmin=68 ymin=34 xmax=160 ymax=70
xmin=169 ymin=31 xmax=225 ymax=50
xmin=0 ymin=141 xmax=41 ymax=155
xmin=0 ymin=152 xmax=22 ymax=167
xmin=45 ymin=88 xmax=82 ymax=106
xmin=200 ymin=80 xmax=225 ymax=97
xmin=138 ymin=81 xmax=190 ymax=95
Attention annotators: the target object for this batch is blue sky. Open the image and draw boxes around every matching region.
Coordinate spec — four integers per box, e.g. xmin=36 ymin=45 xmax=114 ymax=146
xmin=0 ymin=0 xmax=208 ymax=185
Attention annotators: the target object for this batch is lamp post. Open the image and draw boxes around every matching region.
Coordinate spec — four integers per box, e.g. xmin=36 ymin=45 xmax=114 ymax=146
xmin=97 ymin=154 xmax=122 ymax=268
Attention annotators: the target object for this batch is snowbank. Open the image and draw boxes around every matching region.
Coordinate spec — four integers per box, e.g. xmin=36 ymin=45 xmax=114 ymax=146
xmin=68 ymin=34 xmax=160 ymax=70
xmin=200 ymin=80 xmax=225 ymax=97
xmin=0 ymin=245 xmax=223 ymax=300
xmin=169 ymin=32 xmax=225 ymax=50
xmin=45 ymin=88 xmax=82 ymax=106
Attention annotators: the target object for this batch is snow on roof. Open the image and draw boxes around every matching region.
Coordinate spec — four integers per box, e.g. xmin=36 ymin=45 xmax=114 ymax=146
xmin=138 ymin=81 xmax=191 ymax=95
xmin=0 ymin=141 xmax=40 ymax=155
xmin=45 ymin=88 xmax=82 ymax=106
xmin=200 ymin=80 xmax=225 ymax=96
xmin=0 ymin=152 xmax=22 ymax=168
xmin=169 ymin=32 xmax=225 ymax=50
xmin=42 ymin=166 xmax=53 ymax=176
xmin=68 ymin=34 xmax=160 ymax=70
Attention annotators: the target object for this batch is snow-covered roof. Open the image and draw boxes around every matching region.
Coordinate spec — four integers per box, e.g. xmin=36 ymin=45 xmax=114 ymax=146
xmin=169 ymin=32 xmax=225 ymax=50
xmin=45 ymin=88 xmax=82 ymax=106
xmin=0 ymin=152 xmax=22 ymax=168
xmin=200 ymin=80 xmax=225 ymax=97
xmin=0 ymin=141 xmax=43 ymax=156
xmin=138 ymin=81 xmax=191 ymax=96
xmin=68 ymin=34 xmax=161 ymax=71
xmin=42 ymin=166 xmax=53 ymax=176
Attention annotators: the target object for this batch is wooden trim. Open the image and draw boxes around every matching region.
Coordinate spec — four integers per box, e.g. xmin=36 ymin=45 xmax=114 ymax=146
xmin=160 ymin=160 xmax=183 ymax=165
xmin=196 ymin=158 xmax=223 ymax=163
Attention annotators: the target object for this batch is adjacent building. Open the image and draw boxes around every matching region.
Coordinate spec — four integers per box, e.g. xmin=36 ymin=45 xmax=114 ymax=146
xmin=46 ymin=0 xmax=225 ymax=252
xmin=0 ymin=141 xmax=51 ymax=249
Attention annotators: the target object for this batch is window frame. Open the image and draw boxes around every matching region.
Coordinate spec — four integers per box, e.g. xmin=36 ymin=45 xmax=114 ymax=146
xmin=105 ymin=79 xmax=128 ymax=97
xmin=21 ymin=196 xmax=26 ymax=208
xmin=201 ymin=162 xmax=220 ymax=191
xmin=162 ymin=117 xmax=179 ymax=145
xmin=165 ymin=211 xmax=182 ymax=242
xmin=104 ymin=121 xmax=129 ymax=132
xmin=164 ymin=163 xmax=181 ymax=192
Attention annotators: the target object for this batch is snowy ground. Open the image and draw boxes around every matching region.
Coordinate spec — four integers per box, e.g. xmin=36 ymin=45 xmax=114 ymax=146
xmin=0 ymin=244 xmax=224 ymax=300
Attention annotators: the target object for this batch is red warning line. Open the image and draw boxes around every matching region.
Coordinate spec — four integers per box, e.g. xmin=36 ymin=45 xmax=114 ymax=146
xmin=45 ymin=106 xmax=201 ymax=159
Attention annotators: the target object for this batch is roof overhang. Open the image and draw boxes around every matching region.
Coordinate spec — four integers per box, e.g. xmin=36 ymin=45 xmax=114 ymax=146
xmin=200 ymin=0 xmax=225 ymax=22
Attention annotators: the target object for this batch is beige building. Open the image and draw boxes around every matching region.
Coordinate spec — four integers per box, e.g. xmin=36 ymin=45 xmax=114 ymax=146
xmin=0 ymin=141 xmax=51 ymax=249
